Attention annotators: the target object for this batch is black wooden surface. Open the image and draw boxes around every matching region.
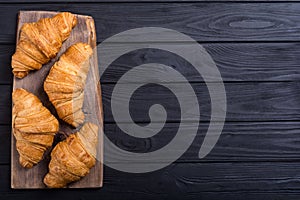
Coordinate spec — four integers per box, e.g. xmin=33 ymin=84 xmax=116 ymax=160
xmin=2 ymin=1 xmax=300 ymax=200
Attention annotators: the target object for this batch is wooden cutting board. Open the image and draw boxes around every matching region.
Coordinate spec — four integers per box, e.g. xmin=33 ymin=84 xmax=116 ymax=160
xmin=11 ymin=11 xmax=103 ymax=189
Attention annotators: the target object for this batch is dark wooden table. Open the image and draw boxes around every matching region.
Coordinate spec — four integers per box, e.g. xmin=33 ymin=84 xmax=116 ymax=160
xmin=2 ymin=1 xmax=300 ymax=199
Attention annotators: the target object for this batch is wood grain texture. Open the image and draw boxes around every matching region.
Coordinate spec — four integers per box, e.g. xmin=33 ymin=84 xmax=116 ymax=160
xmin=3 ymin=162 xmax=300 ymax=200
xmin=0 ymin=45 xmax=14 ymax=84
xmin=100 ymin=42 xmax=300 ymax=83
xmin=0 ymin=0 xmax=298 ymax=2
xmin=0 ymin=85 xmax=11 ymax=125
xmin=105 ymin=121 xmax=300 ymax=163
xmin=0 ymin=126 xmax=11 ymax=165
xmin=1 ymin=3 xmax=300 ymax=43
xmin=11 ymin=11 xmax=103 ymax=189
xmin=102 ymin=82 xmax=300 ymax=122
xmin=3 ymin=42 xmax=300 ymax=84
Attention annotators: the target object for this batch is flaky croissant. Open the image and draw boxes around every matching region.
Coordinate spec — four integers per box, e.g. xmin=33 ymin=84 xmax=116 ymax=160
xmin=12 ymin=88 xmax=59 ymax=168
xmin=43 ymin=122 xmax=98 ymax=188
xmin=12 ymin=12 xmax=77 ymax=78
xmin=44 ymin=42 xmax=93 ymax=127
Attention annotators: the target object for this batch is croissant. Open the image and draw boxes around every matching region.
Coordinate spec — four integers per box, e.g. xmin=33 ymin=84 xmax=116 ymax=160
xmin=44 ymin=43 xmax=93 ymax=127
xmin=11 ymin=12 xmax=77 ymax=78
xmin=12 ymin=88 xmax=59 ymax=168
xmin=43 ymin=122 xmax=98 ymax=188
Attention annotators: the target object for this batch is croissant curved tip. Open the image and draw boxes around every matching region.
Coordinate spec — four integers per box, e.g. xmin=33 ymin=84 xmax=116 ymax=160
xmin=59 ymin=12 xmax=77 ymax=28
xmin=77 ymin=122 xmax=99 ymax=158
xmin=12 ymin=88 xmax=27 ymax=103
xmin=43 ymin=174 xmax=66 ymax=188
xmin=19 ymin=156 xmax=34 ymax=168
xmin=72 ymin=15 xmax=77 ymax=27
xmin=13 ymin=71 xmax=28 ymax=79
xmin=12 ymin=88 xmax=25 ymax=95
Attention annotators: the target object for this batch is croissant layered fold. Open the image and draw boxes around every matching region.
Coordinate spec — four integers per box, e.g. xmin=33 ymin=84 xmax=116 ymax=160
xmin=11 ymin=12 xmax=77 ymax=78
xmin=12 ymin=88 xmax=59 ymax=168
xmin=44 ymin=122 xmax=98 ymax=188
xmin=44 ymin=42 xmax=93 ymax=127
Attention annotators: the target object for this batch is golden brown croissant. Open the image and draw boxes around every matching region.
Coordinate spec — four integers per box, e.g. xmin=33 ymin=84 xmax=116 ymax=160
xmin=43 ymin=122 xmax=98 ymax=188
xmin=44 ymin=43 xmax=93 ymax=127
xmin=12 ymin=88 xmax=59 ymax=168
xmin=11 ymin=12 xmax=77 ymax=78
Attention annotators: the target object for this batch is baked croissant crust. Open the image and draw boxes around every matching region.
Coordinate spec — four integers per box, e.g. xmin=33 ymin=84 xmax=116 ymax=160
xmin=12 ymin=88 xmax=59 ymax=168
xmin=11 ymin=12 xmax=77 ymax=78
xmin=44 ymin=122 xmax=98 ymax=188
xmin=44 ymin=43 xmax=93 ymax=127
